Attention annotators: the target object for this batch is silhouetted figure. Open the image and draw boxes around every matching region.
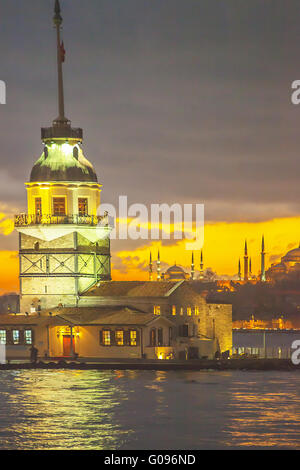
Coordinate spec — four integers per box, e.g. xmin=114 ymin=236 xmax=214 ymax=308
xmin=214 ymin=350 xmax=221 ymax=360
xmin=30 ymin=345 xmax=38 ymax=364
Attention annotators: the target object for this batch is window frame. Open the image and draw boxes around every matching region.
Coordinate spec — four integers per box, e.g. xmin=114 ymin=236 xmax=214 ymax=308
xmin=154 ymin=305 xmax=161 ymax=316
xmin=129 ymin=329 xmax=138 ymax=347
xmin=101 ymin=329 xmax=111 ymax=347
xmin=12 ymin=329 xmax=20 ymax=345
xmin=35 ymin=197 xmax=42 ymax=216
xmin=78 ymin=198 xmax=89 ymax=217
xmin=52 ymin=197 xmax=66 ymax=216
xmin=0 ymin=329 xmax=6 ymax=345
xmin=24 ymin=329 xmax=33 ymax=345
xmin=115 ymin=329 xmax=124 ymax=347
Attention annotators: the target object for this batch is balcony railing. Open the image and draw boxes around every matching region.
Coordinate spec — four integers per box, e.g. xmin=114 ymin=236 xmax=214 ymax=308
xmin=14 ymin=213 xmax=109 ymax=228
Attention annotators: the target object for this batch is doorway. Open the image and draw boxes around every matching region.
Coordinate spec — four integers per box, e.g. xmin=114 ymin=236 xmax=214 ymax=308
xmin=63 ymin=335 xmax=75 ymax=356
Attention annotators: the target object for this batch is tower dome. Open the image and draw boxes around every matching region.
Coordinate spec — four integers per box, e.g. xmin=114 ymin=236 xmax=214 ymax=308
xmin=30 ymin=141 xmax=98 ymax=183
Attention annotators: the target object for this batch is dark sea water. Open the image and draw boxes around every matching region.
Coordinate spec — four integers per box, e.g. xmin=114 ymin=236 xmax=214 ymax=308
xmin=0 ymin=369 xmax=299 ymax=450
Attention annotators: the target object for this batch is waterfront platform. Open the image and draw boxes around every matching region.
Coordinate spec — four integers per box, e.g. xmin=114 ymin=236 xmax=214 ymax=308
xmin=0 ymin=358 xmax=299 ymax=371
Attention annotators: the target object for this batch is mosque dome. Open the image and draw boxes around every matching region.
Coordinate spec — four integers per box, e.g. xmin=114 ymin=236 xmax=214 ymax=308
xmin=30 ymin=141 xmax=98 ymax=183
xmin=164 ymin=265 xmax=188 ymax=281
xmin=166 ymin=265 xmax=185 ymax=274
xmin=282 ymin=246 xmax=300 ymax=263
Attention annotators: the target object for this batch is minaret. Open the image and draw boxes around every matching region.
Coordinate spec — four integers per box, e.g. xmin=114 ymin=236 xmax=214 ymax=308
xmin=15 ymin=1 xmax=112 ymax=312
xmin=261 ymin=235 xmax=266 ymax=282
xmin=190 ymin=252 xmax=195 ymax=280
xmin=244 ymin=240 xmax=249 ymax=281
xmin=157 ymin=250 xmax=161 ymax=281
xmin=199 ymin=250 xmax=204 ymax=280
xmin=149 ymin=252 xmax=153 ymax=281
xmin=249 ymin=257 xmax=252 ymax=279
xmin=238 ymin=259 xmax=241 ymax=280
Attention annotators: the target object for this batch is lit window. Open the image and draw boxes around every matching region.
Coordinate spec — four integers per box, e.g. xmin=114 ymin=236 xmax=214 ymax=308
xmin=195 ymin=307 xmax=200 ymax=316
xmin=187 ymin=307 xmax=192 ymax=316
xmin=0 ymin=330 xmax=6 ymax=345
xmin=24 ymin=330 xmax=33 ymax=345
xmin=12 ymin=330 xmax=20 ymax=345
xmin=154 ymin=306 xmax=161 ymax=315
xmin=53 ymin=198 xmax=66 ymax=216
xmin=172 ymin=305 xmax=176 ymax=316
xmin=35 ymin=198 xmax=42 ymax=216
xmin=102 ymin=330 xmax=111 ymax=346
xmin=180 ymin=307 xmax=184 ymax=316
xmin=157 ymin=328 xmax=163 ymax=346
xmin=78 ymin=198 xmax=88 ymax=216
xmin=130 ymin=330 xmax=137 ymax=346
xmin=115 ymin=330 xmax=124 ymax=346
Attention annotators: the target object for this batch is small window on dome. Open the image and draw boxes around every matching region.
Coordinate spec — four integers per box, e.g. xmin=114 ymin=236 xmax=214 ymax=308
xmin=44 ymin=146 xmax=48 ymax=159
xmin=73 ymin=146 xmax=79 ymax=160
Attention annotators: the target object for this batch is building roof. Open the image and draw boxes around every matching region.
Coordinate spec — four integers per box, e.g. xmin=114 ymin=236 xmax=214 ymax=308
xmin=0 ymin=308 xmax=158 ymax=327
xmin=0 ymin=314 xmax=49 ymax=326
xmin=30 ymin=141 xmax=98 ymax=183
xmin=53 ymin=307 xmax=154 ymax=326
xmin=85 ymin=281 xmax=181 ymax=298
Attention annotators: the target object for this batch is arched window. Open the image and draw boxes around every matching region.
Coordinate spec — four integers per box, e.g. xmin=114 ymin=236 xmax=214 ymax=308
xmin=157 ymin=328 xmax=163 ymax=346
xmin=150 ymin=328 xmax=156 ymax=347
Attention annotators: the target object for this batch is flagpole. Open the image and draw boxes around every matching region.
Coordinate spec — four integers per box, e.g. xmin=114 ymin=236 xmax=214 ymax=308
xmin=53 ymin=0 xmax=68 ymax=125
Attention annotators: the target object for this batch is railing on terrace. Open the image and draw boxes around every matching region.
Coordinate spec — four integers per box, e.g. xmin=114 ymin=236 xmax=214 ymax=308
xmin=14 ymin=213 xmax=109 ymax=227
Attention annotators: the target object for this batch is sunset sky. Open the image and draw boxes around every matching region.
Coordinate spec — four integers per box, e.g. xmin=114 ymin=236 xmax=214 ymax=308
xmin=0 ymin=0 xmax=299 ymax=293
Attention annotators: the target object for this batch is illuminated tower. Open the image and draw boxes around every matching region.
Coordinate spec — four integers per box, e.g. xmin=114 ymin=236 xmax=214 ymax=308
xmin=261 ymin=235 xmax=266 ymax=282
xmin=157 ymin=250 xmax=161 ymax=281
xmin=244 ymin=240 xmax=248 ymax=282
xmin=190 ymin=252 xmax=195 ymax=280
xmin=149 ymin=252 xmax=153 ymax=281
xmin=199 ymin=250 xmax=204 ymax=280
xmin=15 ymin=1 xmax=111 ymax=312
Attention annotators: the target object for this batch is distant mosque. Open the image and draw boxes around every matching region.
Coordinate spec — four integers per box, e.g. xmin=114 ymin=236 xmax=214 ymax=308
xmin=238 ymin=236 xmax=300 ymax=283
xmin=148 ymin=236 xmax=300 ymax=284
xmin=148 ymin=250 xmax=204 ymax=282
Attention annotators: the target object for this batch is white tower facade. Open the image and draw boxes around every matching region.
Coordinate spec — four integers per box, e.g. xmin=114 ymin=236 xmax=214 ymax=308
xmin=15 ymin=1 xmax=111 ymax=312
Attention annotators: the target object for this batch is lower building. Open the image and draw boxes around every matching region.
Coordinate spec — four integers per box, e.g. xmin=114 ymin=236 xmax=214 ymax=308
xmin=0 ymin=281 xmax=232 ymax=361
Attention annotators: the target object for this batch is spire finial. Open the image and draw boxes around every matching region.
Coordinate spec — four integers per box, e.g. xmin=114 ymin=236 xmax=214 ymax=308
xmin=54 ymin=0 xmax=62 ymax=25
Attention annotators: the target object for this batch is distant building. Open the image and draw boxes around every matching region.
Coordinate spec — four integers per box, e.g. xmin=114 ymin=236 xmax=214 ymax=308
xmin=267 ymin=245 xmax=300 ymax=281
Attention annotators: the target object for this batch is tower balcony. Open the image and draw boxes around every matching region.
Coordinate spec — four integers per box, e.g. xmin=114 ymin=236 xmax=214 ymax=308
xmin=14 ymin=213 xmax=109 ymax=228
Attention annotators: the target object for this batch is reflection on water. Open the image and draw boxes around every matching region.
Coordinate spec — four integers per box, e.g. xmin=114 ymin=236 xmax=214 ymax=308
xmin=0 ymin=369 xmax=299 ymax=449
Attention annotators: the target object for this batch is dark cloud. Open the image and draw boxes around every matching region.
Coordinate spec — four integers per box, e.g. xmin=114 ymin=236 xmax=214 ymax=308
xmin=0 ymin=0 xmax=299 ymax=237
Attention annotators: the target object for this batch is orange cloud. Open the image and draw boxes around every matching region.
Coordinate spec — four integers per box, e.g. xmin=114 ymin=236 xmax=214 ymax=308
xmin=0 ymin=251 xmax=19 ymax=294
xmin=0 ymin=216 xmax=299 ymax=292
xmin=0 ymin=213 xmax=14 ymax=236
xmin=112 ymin=216 xmax=300 ymax=280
